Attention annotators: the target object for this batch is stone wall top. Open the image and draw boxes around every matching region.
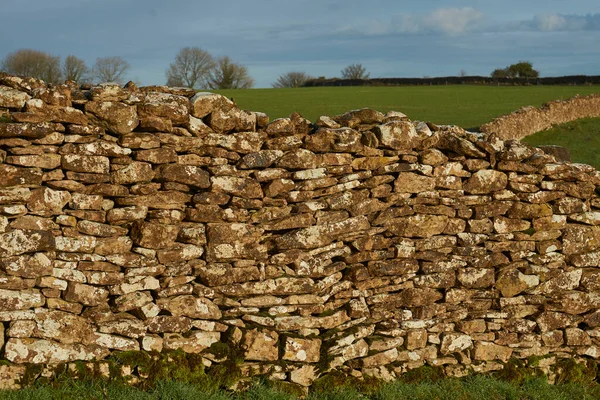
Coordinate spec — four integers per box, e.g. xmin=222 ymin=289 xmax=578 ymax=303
xmin=480 ymin=94 xmax=600 ymax=140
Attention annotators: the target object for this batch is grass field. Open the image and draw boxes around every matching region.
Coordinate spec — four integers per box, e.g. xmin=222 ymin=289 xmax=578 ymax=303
xmin=215 ymin=85 xmax=600 ymax=129
xmin=523 ymin=117 xmax=600 ymax=169
xmin=2 ymin=375 xmax=599 ymax=400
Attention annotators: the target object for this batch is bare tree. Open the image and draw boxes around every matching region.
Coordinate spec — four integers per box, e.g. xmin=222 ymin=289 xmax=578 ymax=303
xmin=272 ymin=71 xmax=313 ymax=88
xmin=165 ymin=47 xmax=215 ymax=89
xmin=341 ymin=63 xmax=370 ymax=80
xmin=92 ymin=56 xmax=130 ymax=84
xmin=1 ymin=49 xmax=62 ymax=83
xmin=63 ymin=55 xmax=88 ymax=83
xmin=207 ymin=56 xmax=254 ymax=89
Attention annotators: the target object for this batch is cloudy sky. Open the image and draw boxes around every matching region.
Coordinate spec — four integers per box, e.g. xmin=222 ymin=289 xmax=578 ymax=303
xmin=1 ymin=0 xmax=599 ymax=87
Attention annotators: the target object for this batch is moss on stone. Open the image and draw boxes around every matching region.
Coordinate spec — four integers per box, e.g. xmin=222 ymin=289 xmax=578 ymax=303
xmin=555 ymin=358 xmax=598 ymax=385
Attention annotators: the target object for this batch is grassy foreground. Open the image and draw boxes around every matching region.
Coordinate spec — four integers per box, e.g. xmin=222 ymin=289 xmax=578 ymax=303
xmin=215 ymin=85 xmax=600 ymax=129
xmin=523 ymin=117 xmax=600 ymax=169
xmin=1 ymin=375 xmax=599 ymax=400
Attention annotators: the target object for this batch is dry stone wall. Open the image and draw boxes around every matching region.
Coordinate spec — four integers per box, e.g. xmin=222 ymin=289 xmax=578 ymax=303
xmin=1 ymin=73 xmax=600 ymax=389
xmin=480 ymin=94 xmax=600 ymax=140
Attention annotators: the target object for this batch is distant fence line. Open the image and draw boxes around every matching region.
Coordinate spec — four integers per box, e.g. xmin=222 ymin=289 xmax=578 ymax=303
xmin=304 ymin=75 xmax=600 ymax=87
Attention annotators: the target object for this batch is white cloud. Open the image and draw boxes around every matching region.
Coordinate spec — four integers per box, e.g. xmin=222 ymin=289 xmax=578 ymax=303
xmin=523 ymin=13 xmax=600 ymax=32
xmin=425 ymin=7 xmax=485 ymax=36
xmin=338 ymin=7 xmax=486 ymax=37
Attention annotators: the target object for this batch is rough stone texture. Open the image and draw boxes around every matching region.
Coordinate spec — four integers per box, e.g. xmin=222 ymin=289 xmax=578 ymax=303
xmin=480 ymin=94 xmax=600 ymax=140
xmin=0 ymin=74 xmax=600 ymax=389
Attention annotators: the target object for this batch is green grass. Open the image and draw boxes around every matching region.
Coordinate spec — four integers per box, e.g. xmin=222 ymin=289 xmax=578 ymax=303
xmin=215 ymin=85 xmax=600 ymax=129
xmin=523 ymin=117 xmax=600 ymax=169
xmin=1 ymin=375 xmax=599 ymax=400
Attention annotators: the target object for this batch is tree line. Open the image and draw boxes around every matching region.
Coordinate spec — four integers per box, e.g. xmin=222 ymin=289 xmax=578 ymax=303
xmin=1 ymin=49 xmax=131 ymax=85
xmin=0 ymin=47 xmax=255 ymax=89
xmin=0 ymin=48 xmax=543 ymax=89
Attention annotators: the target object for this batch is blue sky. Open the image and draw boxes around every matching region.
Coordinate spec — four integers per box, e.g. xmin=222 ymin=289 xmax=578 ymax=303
xmin=1 ymin=0 xmax=599 ymax=87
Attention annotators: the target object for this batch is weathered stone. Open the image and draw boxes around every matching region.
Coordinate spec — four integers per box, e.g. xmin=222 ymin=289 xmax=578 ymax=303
xmin=362 ymin=348 xmax=399 ymax=368
xmin=26 ymin=187 xmax=71 ymax=215
xmin=0 ymin=364 xmax=26 ymax=390
xmin=163 ymin=331 xmax=220 ymax=353
xmin=0 ymin=229 xmax=54 ymax=257
xmin=117 ymin=191 xmax=190 ymax=210
xmin=138 ymin=92 xmax=190 ymax=125
xmin=190 ymin=92 xmax=235 ymax=118
xmin=69 ymin=193 xmax=104 ymax=210
xmin=158 ymin=295 xmax=221 ymax=319
xmin=1 ymin=253 xmax=52 ymax=278
xmin=290 ymin=364 xmax=318 ymax=387
xmin=393 ymin=288 xmax=443 ymax=307
xmin=135 ymin=148 xmax=177 ymax=164
xmin=88 ymin=83 xmax=128 ymax=101
xmin=0 ymin=289 xmax=45 ymax=311
xmin=457 ymin=268 xmax=495 ymax=288
xmin=63 ymin=282 xmax=109 ymax=307
xmin=305 ymin=127 xmax=363 ymax=153
xmin=440 ymin=333 xmax=473 ymax=354
xmin=0 ymin=122 xmax=58 ymax=139
xmin=196 ymin=264 xmax=260 ymax=287
xmin=395 ymin=172 xmax=435 ymax=193
xmin=206 ymin=223 xmax=267 ymax=261
xmin=533 ymin=270 xmax=582 ymax=295
xmin=55 ymin=235 xmax=97 ymax=252
xmin=147 ymin=316 xmax=192 ymax=333
xmin=5 ymin=338 xmax=109 ymax=364
xmin=5 ymin=154 xmax=61 ymax=170
xmin=384 ymin=215 xmax=448 ymax=238
xmin=473 ymin=342 xmax=512 ymax=362
xmin=562 ymin=225 xmax=600 ymax=255
xmin=85 ymin=101 xmax=139 ymax=135
xmin=1 ymin=165 xmax=43 ymax=190
xmin=111 ymin=162 xmax=155 ymax=185
xmin=275 ymin=216 xmax=370 ymax=250
xmin=496 ymin=269 xmax=539 ymax=297
xmin=131 ymin=221 xmax=180 ymax=249
xmin=0 ymin=86 xmax=31 ymax=108
xmin=375 ymin=120 xmax=429 ymax=150
xmin=243 ymin=329 xmax=279 ymax=361
xmin=107 ymin=206 xmax=148 ymax=225
xmin=205 ymin=131 xmax=266 ymax=154
xmin=463 ymin=170 xmax=507 ymax=194
xmin=210 ymin=176 xmax=263 ymax=199
xmin=218 ymin=277 xmax=315 ymax=297
xmin=61 ymin=154 xmax=109 ymax=174
xmin=335 ymin=108 xmax=385 ymax=127
xmin=283 ymin=337 xmax=321 ymax=363
xmin=33 ymin=310 xmax=94 ymax=344
xmin=276 ymin=149 xmax=318 ymax=169
xmin=537 ymin=312 xmax=581 ymax=333
xmin=240 ymin=150 xmax=284 ymax=169
xmin=156 ymin=164 xmax=210 ymax=188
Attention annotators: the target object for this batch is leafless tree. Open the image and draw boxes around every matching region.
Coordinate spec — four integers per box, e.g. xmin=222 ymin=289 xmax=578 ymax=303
xmin=272 ymin=71 xmax=313 ymax=88
xmin=341 ymin=63 xmax=370 ymax=80
xmin=165 ymin=47 xmax=215 ymax=89
xmin=1 ymin=48 xmax=62 ymax=83
xmin=207 ymin=56 xmax=254 ymax=89
xmin=92 ymin=56 xmax=130 ymax=84
xmin=63 ymin=55 xmax=89 ymax=83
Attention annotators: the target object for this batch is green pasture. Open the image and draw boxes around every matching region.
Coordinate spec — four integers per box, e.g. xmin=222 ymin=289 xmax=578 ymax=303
xmin=523 ymin=118 xmax=600 ymax=169
xmin=215 ymin=85 xmax=600 ymax=129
